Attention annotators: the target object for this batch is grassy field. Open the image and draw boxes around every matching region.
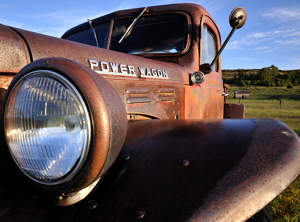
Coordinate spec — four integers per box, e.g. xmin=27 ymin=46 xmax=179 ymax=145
xmin=227 ymin=86 xmax=300 ymax=136
xmin=226 ymin=85 xmax=300 ymax=222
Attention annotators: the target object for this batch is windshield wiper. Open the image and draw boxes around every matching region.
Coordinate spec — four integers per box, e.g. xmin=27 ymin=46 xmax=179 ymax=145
xmin=119 ymin=7 xmax=149 ymax=44
xmin=87 ymin=18 xmax=99 ymax=47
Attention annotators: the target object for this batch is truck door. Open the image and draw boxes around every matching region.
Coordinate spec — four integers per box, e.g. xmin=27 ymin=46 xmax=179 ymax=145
xmin=199 ymin=17 xmax=224 ymax=119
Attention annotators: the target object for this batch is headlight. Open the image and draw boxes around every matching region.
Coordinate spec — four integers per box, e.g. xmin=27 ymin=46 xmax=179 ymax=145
xmin=4 ymin=70 xmax=91 ymax=185
xmin=3 ymin=58 xmax=127 ymax=206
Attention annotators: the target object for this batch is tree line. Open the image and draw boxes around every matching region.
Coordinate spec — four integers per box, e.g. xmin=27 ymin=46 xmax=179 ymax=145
xmin=223 ymin=65 xmax=300 ymax=88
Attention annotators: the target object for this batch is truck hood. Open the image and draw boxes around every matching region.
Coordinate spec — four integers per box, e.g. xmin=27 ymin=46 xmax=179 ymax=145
xmin=0 ymin=24 xmax=30 ymax=73
xmin=0 ymin=25 xmax=187 ymax=119
xmin=12 ymin=27 xmax=185 ymax=84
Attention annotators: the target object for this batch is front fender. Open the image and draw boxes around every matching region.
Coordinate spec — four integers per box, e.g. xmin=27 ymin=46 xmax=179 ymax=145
xmin=1 ymin=119 xmax=300 ymax=221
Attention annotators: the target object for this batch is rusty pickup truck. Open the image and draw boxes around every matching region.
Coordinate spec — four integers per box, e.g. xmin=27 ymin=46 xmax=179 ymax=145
xmin=0 ymin=3 xmax=299 ymax=222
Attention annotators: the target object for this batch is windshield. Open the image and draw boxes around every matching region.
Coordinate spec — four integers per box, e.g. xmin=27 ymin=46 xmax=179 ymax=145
xmin=110 ymin=14 xmax=188 ymax=55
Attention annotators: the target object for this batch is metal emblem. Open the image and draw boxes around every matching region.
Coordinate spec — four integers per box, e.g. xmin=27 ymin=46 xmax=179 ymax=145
xmin=89 ymin=60 xmax=169 ymax=79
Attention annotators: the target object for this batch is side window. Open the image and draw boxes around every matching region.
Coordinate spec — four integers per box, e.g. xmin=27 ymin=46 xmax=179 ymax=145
xmin=64 ymin=21 xmax=110 ymax=48
xmin=65 ymin=28 xmax=98 ymax=47
xmin=95 ymin=22 xmax=111 ymax=48
xmin=202 ymin=25 xmax=218 ymax=71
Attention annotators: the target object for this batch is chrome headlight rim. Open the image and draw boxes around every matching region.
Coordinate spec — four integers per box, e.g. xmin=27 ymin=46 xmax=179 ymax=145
xmin=4 ymin=69 xmax=92 ymax=186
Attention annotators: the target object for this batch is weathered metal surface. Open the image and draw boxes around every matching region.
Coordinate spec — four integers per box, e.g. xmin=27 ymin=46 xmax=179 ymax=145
xmin=0 ymin=75 xmax=14 ymax=90
xmin=1 ymin=119 xmax=299 ymax=221
xmin=0 ymin=75 xmax=14 ymax=120
xmin=15 ymin=28 xmax=185 ymax=83
xmin=0 ymin=75 xmax=14 ymax=159
xmin=224 ymin=103 xmax=245 ymax=119
xmin=0 ymin=24 xmax=30 ymax=73
xmin=11 ymin=27 xmax=188 ymax=119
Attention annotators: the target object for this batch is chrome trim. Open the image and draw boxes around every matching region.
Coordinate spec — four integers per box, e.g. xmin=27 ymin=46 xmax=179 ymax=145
xmin=191 ymin=71 xmax=205 ymax=85
xmin=53 ymin=178 xmax=101 ymax=206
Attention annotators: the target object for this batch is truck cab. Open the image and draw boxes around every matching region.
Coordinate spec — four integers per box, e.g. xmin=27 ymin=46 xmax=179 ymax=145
xmin=62 ymin=4 xmax=225 ymax=120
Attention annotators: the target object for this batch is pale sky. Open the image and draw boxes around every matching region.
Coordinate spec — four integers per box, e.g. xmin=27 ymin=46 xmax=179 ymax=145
xmin=1 ymin=0 xmax=300 ymax=70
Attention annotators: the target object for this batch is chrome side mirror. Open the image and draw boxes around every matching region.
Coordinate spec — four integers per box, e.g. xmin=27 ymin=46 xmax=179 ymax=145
xmin=229 ymin=7 xmax=247 ymax=29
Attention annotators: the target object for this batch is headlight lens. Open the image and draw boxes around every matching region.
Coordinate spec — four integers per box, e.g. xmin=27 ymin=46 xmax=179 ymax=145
xmin=4 ymin=70 xmax=91 ymax=185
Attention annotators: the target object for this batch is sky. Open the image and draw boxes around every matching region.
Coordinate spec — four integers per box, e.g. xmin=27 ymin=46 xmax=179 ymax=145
xmin=0 ymin=0 xmax=299 ymax=70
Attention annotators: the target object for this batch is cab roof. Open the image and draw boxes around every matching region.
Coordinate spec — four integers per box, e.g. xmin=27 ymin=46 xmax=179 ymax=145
xmin=62 ymin=3 xmax=212 ymax=39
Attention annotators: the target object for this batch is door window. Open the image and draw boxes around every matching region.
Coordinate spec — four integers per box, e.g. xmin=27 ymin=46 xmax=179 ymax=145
xmin=202 ymin=25 xmax=218 ymax=71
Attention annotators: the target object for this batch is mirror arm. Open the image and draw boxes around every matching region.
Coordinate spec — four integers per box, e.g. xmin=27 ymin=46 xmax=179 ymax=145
xmin=207 ymin=18 xmax=241 ymax=74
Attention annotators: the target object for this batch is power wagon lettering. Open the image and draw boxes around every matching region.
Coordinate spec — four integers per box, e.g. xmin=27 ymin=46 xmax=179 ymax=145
xmin=89 ymin=59 xmax=169 ymax=79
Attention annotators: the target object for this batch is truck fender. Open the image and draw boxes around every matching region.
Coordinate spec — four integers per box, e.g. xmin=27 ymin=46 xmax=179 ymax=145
xmin=1 ymin=118 xmax=299 ymax=221
xmin=108 ymin=119 xmax=300 ymax=221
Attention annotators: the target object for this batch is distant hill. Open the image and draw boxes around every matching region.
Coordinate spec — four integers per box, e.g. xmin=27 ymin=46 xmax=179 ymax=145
xmin=222 ymin=67 xmax=300 ymax=86
xmin=222 ymin=68 xmax=300 ymax=78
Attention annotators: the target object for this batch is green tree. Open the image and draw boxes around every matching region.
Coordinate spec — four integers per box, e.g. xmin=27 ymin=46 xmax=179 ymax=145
xmin=257 ymin=65 xmax=279 ymax=86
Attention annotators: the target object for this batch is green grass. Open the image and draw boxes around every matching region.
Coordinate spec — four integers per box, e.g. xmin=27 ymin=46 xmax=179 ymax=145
xmin=227 ymin=86 xmax=300 ymax=136
xmin=227 ymin=85 xmax=300 ymax=221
